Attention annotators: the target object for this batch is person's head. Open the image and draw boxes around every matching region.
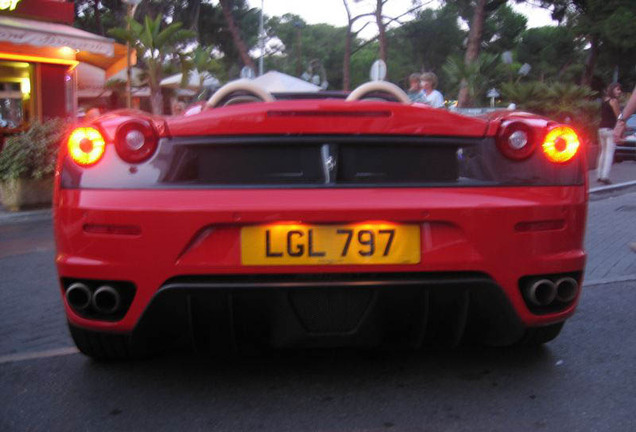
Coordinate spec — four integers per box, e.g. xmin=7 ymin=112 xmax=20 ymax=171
xmin=420 ymin=72 xmax=438 ymax=92
xmin=606 ymin=82 xmax=622 ymax=99
xmin=408 ymin=73 xmax=421 ymax=91
xmin=173 ymin=102 xmax=186 ymax=116
xmin=84 ymin=107 xmax=102 ymax=122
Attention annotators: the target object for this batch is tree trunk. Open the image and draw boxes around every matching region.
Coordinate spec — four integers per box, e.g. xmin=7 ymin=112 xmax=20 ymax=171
xmin=188 ymin=0 xmax=202 ymax=31
xmin=148 ymin=61 xmax=163 ymax=115
xmin=149 ymin=87 xmax=163 ymax=115
xmin=343 ymin=0 xmax=353 ymax=91
xmin=94 ymin=0 xmax=104 ymax=36
xmin=458 ymin=0 xmax=487 ymax=108
xmin=581 ymin=34 xmax=599 ymax=87
xmin=219 ymin=0 xmax=255 ymax=70
xmin=375 ymin=0 xmax=387 ymax=62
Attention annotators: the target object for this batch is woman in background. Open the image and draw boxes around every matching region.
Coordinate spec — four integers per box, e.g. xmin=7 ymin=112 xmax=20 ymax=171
xmin=420 ymin=72 xmax=445 ymax=108
xmin=596 ymin=83 xmax=622 ymax=185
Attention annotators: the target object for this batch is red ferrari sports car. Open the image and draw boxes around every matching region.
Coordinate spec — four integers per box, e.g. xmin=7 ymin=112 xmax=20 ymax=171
xmin=55 ymin=80 xmax=587 ymax=359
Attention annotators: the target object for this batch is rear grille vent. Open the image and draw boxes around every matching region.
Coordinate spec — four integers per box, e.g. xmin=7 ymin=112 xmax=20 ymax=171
xmin=162 ymin=136 xmax=473 ymax=187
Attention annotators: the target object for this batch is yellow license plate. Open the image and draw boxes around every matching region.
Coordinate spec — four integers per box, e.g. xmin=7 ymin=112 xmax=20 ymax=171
xmin=241 ymin=223 xmax=420 ymax=265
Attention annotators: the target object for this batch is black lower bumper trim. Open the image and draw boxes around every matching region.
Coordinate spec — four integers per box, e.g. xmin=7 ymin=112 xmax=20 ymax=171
xmin=130 ymin=272 xmax=526 ymax=353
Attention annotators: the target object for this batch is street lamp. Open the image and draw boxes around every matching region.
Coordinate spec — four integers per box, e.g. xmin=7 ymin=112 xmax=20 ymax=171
xmin=122 ymin=0 xmax=141 ymax=108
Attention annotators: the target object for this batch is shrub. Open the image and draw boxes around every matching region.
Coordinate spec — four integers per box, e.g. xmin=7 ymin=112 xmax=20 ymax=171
xmin=0 ymin=119 xmax=68 ymax=182
xmin=501 ymin=81 xmax=599 ymax=143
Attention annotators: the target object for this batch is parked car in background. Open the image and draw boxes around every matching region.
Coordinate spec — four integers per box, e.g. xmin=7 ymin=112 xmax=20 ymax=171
xmin=55 ymin=79 xmax=588 ymax=360
xmin=615 ymin=114 xmax=636 ymax=162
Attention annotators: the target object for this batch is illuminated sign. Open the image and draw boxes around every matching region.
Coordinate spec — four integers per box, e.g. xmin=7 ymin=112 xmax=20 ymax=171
xmin=0 ymin=0 xmax=22 ymax=11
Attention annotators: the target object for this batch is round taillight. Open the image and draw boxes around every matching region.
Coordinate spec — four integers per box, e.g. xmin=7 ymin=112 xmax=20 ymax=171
xmin=496 ymin=121 xmax=536 ymax=160
xmin=115 ymin=121 xmax=158 ymax=163
xmin=67 ymin=127 xmax=106 ymax=166
xmin=542 ymin=126 xmax=580 ymax=163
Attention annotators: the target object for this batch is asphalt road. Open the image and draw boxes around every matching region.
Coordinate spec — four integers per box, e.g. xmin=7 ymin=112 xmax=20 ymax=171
xmin=1 ymin=191 xmax=635 ymax=432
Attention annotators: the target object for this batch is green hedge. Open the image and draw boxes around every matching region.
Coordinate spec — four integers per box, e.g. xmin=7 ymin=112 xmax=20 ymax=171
xmin=0 ymin=119 xmax=68 ymax=182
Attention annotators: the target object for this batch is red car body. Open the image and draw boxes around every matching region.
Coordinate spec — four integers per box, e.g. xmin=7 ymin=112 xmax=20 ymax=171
xmin=54 ymin=84 xmax=587 ymax=359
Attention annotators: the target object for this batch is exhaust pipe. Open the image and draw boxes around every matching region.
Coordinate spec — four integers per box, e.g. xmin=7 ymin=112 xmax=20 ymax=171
xmin=65 ymin=283 xmax=92 ymax=311
xmin=556 ymin=277 xmax=579 ymax=303
xmin=92 ymin=285 xmax=121 ymax=314
xmin=523 ymin=279 xmax=557 ymax=306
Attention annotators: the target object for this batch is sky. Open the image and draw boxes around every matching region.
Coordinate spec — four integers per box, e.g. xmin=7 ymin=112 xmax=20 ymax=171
xmin=247 ymin=0 xmax=558 ymax=34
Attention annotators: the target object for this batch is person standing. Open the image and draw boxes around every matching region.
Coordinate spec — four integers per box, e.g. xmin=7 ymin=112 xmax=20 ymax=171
xmin=613 ymin=85 xmax=636 ymax=142
xmin=612 ymin=85 xmax=636 ymax=253
xmin=596 ymin=83 xmax=622 ymax=184
xmin=420 ymin=72 xmax=445 ymax=108
xmin=406 ymin=73 xmax=424 ymax=103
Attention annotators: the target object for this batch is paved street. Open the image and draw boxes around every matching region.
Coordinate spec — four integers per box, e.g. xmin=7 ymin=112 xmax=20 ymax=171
xmin=0 ymin=175 xmax=635 ymax=431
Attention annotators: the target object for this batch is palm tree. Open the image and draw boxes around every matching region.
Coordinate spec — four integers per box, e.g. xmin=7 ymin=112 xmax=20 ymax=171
xmin=443 ymin=53 xmax=501 ymax=105
xmin=180 ymin=46 xmax=225 ymax=89
xmin=109 ymin=15 xmax=195 ymax=114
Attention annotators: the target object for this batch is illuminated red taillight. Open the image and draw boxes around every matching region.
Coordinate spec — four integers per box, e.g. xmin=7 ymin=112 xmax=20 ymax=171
xmin=67 ymin=127 xmax=106 ymax=166
xmin=496 ymin=121 xmax=536 ymax=160
xmin=542 ymin=126 xmax=580 ymax=163
xmin=115 ymin=121 xmax=158 ymax=163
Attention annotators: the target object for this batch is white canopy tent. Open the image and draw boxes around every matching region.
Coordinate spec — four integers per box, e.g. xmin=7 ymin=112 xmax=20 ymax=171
xmin=251 ymin=71 xmax=321 ymax=93
xmin=107 ymin=66 xmax=146 ymax=87
xmin=77 ymin=63 xmax=110 ymax=98
xmin=160 ymin=71 xmax=220 ymax=90
xmin=0 ymin=16 xmax=114 ymax=57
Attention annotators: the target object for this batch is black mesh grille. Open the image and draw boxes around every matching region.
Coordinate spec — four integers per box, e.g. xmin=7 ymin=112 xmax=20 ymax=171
xmin=161 ymin=136 xmax=465 ymax=186
xmin=337 ymin=144 xmax=458 ymax=183
xmin=166 ymin=144 xmax=324 ymax=185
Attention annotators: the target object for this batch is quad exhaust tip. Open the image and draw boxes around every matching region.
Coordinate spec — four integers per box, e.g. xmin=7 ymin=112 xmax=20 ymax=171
xmin=92 ymin=285 xmax=121 ymax=314
xmin=65 ymin=283 xmax=92 ymax=311
xmin=524 ymin=279 xmax=557 ymax=307
xmin=556 ymin=277 xmax=579 ymax=303
xmin=522 ymin=276 xmax=580 ymax=308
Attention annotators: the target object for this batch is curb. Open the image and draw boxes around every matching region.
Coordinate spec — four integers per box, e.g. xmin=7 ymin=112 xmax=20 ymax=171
xmin=584 ymin=275 xmax=636 ymax=287
xmin=0 ymin=208 xmax=52 ymax=226
xmin=589 ymin=180 xmax=636 ymax=194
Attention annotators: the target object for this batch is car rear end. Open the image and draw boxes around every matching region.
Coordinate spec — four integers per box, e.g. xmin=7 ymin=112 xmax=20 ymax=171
xmin=615 ymin=114 xmax=636 ymax=162
xmin=55 ymin=99 xmax=587 ymax=359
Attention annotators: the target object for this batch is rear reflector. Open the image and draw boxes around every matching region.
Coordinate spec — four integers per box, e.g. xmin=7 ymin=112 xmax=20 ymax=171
xmin=83 ymin=224 xmax=142 ymax=236
xmin=67 ymin=127 xmax=106 ymax=166
xmin=515 ymin=220 xmax=566 ymax=232
xmin=542 ymin=126 xmax=580 ymax=163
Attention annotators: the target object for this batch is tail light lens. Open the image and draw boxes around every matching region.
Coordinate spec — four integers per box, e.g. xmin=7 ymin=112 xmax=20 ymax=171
xmin=67 ymin=127 xmax=106 ymax=166
xmin=115 ymin=121 xmax=158 ymax=163
xmin=542 ymin=126 xmax=580 ymax=163
xmin=496 ymin=121 xmax=536 ymax=160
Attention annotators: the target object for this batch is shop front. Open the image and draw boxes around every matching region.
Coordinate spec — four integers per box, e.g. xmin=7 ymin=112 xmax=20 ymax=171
xmin=0 ymin=0 xmax=126 ymax=147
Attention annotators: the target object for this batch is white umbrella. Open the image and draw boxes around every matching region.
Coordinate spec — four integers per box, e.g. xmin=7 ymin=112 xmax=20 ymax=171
xmin=252 ymin=71 xmax=321 ymax=93
xmin=160 ymin=71 xmax=220 ymax=90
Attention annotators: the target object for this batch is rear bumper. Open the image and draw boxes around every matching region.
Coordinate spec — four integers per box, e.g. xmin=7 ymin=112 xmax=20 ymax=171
xmin=55 ymin=186 xmax=587 ymax=337
xmin=615 ymin=140 xmax=636 ymax=160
